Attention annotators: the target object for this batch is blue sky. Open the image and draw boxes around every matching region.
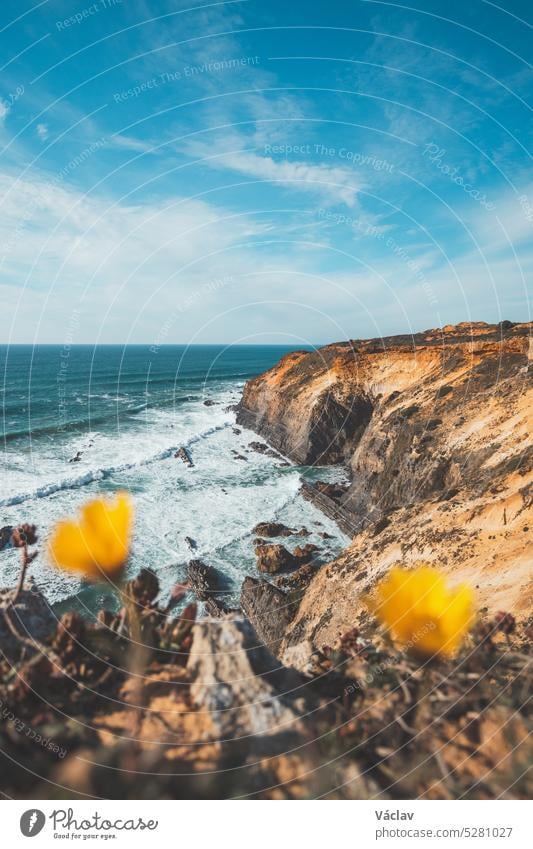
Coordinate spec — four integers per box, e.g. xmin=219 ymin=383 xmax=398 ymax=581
xmin=0 ymin=0 xmax=531 ymax=344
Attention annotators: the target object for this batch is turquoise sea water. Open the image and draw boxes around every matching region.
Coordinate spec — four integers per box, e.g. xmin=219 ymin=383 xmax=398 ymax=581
xmin=0 ymin=345 xmax=349 ymax=613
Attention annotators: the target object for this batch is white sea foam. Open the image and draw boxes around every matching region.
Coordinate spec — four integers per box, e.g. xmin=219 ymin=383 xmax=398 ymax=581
xmin=0 ymin=383 xmax=349 ymax=605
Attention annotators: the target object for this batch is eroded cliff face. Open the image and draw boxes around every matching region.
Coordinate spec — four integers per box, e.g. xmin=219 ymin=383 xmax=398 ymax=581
xmin=237 ymin=321 xmax=533 ymax=659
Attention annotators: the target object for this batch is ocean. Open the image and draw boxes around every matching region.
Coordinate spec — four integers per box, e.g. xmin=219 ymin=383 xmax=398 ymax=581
xmin=0 ymin=345 xmax=349 ymax=615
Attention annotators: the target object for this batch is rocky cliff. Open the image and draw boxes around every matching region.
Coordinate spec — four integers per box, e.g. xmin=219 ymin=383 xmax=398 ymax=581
xmin=1 ymin=321 xmax=531 ymax=801
xmin=237 ymin=321 xmax=532 ymax=659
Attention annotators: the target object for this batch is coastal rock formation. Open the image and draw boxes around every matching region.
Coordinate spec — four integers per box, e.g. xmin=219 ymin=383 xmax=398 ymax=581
xmin=174 ymin=447 xmax=194 ymax=467
xmin=0 ymin=526 xmax=13 ymax=552
xmin=187 ymin=560 xmax=225 ymax=600
xmin=292 ymin=543 xmax=321 ymax=563
xmin=253 ymin=521 xmax=295 ymax=537
xmin=240 ymin=576 xmax=295 ymax=652
xmin=273 ymin=562 xmax=318 ymax=593
xmin=255 ymin=543 xmax=296 ymax=573
xmin=248 ymin=440 xmax=282 ymax=459
xmin=254 ymin=541 xmax=322 ymax=575
xmin=237 ymin=321 xmax=533 ymax=655
xmin=203 ymin=597 xmax=238 ymax=618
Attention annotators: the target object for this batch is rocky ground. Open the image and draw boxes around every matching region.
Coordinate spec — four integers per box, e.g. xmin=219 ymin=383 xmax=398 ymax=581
xmin=0 ymin=568 xmax=530 ymax=799
xmin=0 ymin=321 xmax=531 ymax=799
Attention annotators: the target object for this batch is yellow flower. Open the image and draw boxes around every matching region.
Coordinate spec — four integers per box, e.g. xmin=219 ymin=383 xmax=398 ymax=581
xmin=372 ymin=565 xmax=474 ymax=658
xmin=48 ymin=492 xmax=133 ymax=580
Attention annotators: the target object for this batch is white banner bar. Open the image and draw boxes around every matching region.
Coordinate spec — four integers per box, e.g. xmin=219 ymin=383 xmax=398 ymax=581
xmin=3 ymin=799 xmax=531 ymax=848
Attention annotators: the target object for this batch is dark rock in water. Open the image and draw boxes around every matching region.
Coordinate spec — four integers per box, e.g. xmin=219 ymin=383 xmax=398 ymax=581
xmin=0 ymin=526 xmax=13 ymax=551
xmin=253 ymin=521 xmax=295 ymax=538
xmin=232 ymin=427 xmax=241 ymax=435
xmin=69 ymin=451 xmax=82 ymax=463
xmin=187 ymin=559 xmax=224 ymax=601
xmin=249 ymin=440 xmax=269 ymax=453
xmin=231 ymin=450 xmax=248 ymax=462
xmin=318 ymin=531 xmax=334 ymax=539
xmin=203 ymin=597 xmax=238 ymax=618
xmin=248 ymin=441 xmax=282 ymax=459
xmin=185 ymin=536 xmax=197 ymax=551
xmin=225 ymin=404 xmax=239 ymax=413
xmin=295 ymin=527 xmax=310 ymax=537
xmin=0 ymin=587 xmax=55 ymax=663
xmin=240 ymin=577 xmax=295 ymax=654
xmin=293 ymin=543 xmax=321 ymax=564
xmin=203 ymin=399 xmax=217 ymax=407
xmin=175 ymin=447 xmax=194 ymax=467
xmin=255 ymin=543 xmax=297 ymax=574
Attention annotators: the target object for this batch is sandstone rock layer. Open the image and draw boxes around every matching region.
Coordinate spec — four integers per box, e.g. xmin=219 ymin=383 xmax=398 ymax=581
xmin=237 ymin=322 xmax=533 ymax=657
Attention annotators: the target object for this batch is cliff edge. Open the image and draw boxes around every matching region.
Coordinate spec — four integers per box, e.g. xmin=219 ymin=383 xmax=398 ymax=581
xmin=237 ymin=321 xmax=532 ymax=658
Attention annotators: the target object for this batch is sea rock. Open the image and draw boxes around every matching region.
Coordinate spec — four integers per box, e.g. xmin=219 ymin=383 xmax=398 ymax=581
xmin=185 ymin=536 xmax=197 ymax=551
xmin=203 ymin=399 xmax=217 ymax=407
xmin=203 ymin=597 xmax=238 ymax=618
xmin=252 ymin=521 xmax=295 ymax=538
xmin=248 ymin=441 xmax=281 ymax=459
xmin=240 ymin=577 xmax=295 ymax=654
xmin=273 ymin=562 xmax=317 ymax=593
xmin=0 ymin=587 xmax=56 ymax=663
xmin=187 ymin=559 xmax=224 ymax=601
xmin=293 ymin=543 xmax=321 ymax=564
xmin=254 ymin=543 xmax=297 ymax=574
xmin=174 ymin=447 xmax=194 ymax=467
xmin=0 ymin=526 xmax=13 ymax=551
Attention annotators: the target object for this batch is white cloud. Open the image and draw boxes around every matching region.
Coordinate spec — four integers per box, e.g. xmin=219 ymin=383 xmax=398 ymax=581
xmin=468 ymin=183 xmax=533 ymax=253
xmin=110 ymin=133 xmax=157 ymax=154
xmin=200 ymin=149 xmax=363 ymax=207
xmin=36 ymin=123 xmax=49 ymax=141
xmin=0 ymin=158 xmax=528 ymax=345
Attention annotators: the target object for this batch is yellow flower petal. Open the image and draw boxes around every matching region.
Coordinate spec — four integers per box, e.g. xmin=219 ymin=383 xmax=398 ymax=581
xmin=48 ymin=492 xmax=133 ymax=581
xmin=371 ymin=564 xmax=474 ymax=659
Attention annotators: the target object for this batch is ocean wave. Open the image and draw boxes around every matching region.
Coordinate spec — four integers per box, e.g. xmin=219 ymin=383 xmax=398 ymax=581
xmin=0 ymin=421 xmax=232 ymax=507
xmin=208 ymin=475 xmax=301 ymax=557
xmin=1 ymin=401 xmax=155 ymax=443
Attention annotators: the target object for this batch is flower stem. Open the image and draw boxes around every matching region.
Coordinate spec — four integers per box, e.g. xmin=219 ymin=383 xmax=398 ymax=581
xmin=11 ymin=544 xmax=29 ymax=606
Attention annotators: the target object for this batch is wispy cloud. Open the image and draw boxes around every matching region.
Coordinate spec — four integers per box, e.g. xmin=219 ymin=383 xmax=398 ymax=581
xmin=203 ymin=149 xmax=363 ymax=207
